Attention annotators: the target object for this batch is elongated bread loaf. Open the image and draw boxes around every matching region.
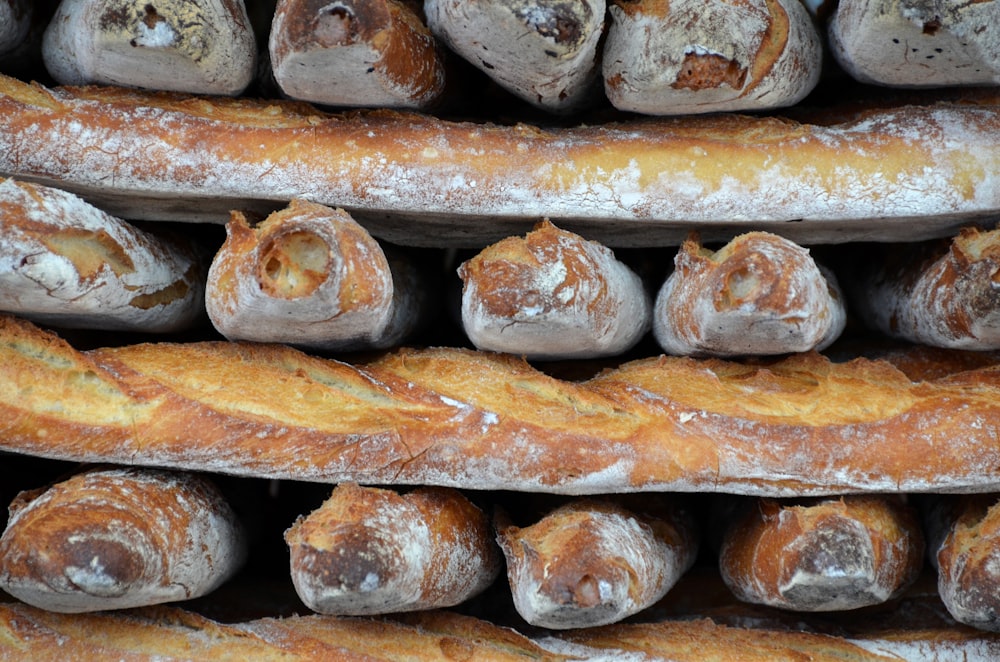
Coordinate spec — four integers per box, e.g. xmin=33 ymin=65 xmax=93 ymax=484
xmin=1 ymin=74 xmax=998 ymax=247
xmin=207 ymin=199 xmax=428 ymax=351
xmin=458 ymin=220 xmax=651 ymax=360
xmin=269 ymin=0 xmax=448 ymax=110
xmin=603 ymin=0 xmax=822 ymax=115
xmin=425 ymin=0 xmax=605 ymax=114
xmin=829 ymin=0 xmax=1000 ymax=88
xmin=844 ymin=227 xmax=1000 ymax=350
xmin=285 ymin=483 xmax=500 ymax=615
xmin=0 ymin=466 xmax=247 ymax=613
xmin=497 ymin=496 xmax=697 ymax=629
xmin=653 ymin=232 xmax=846 ymax=356
xmin=42 ymin=0 xmax=257 ymax=96
xmin=0 ymin=177 xmax=204 ymax=333
xmin=924 ymin=494 xmax=1000 ymax=632
xmin=718 ymin=495 xmax=923 ymax=612
xmin=2 ymin=314 xmax=1000 ymax=496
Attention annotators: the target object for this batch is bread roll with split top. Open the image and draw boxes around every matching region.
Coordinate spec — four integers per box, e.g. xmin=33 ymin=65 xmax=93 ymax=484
xmin=0 ymin=466 xmax=247 ymax=613
xmin=458 ymin=220 xmax=651 ymax=360
xmin=0 ymin=177 xmax=204 ymax=333
xmin=269 ymin=0 xmax=448 ymax=110
xmin=653 ymin=232 xmax=846 ymax=356
xmin=42 ymin=0 xmax=257 ymax=96
xmin=285 ymin=483 xmax=500 ymax=616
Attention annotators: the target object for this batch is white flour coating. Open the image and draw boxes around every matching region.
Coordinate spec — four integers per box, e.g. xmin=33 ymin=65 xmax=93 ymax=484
xmin=0 ymin=178 xmax=203 ymax=332
xmin=425 ymin=0 xmax=604 ymax=112
xmin=603 ymin=0 xmax=822 ymax=115
xmin=0 ymin=468 xmax=246 ymax=613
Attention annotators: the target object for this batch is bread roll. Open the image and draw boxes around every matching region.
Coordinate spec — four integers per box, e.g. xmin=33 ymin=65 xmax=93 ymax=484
xmin=844 ymin=227 xmax=1000 ymax=350
xmin=924 ymin=494 xmax=1000 ymax=632
xmin=285 ymin=483 xmax=500 ymax=615
xmin=458 ymin=220 xmax=651 ymax=360
xmin=3 ymin=75 xmax=997 ymax=247
xmin=3 ymin=312 xmax=1000 ymax=496
xmin=652 ymin=232 xmax=846 ymax=356
xmin=207 ymin=199 xmax=428 ymax=351
xmin=0 ymin=466 xmax=247 ymax=613
xmin=497 ymin=496 xmax=698 ymax=629
xmin=425 ymin=0 xmax=604 ymax=113
xmin=829 ymin=0 xmax=1000 ymax=88
xmin=0 ymin=0 xmax=30 ymax=57
xmin=0 ymin=177 xmax=204 ymax=333
xmin=269 ymin=0 xmax=448 ymax=109
xmin=42 ymin=0 xmax=257 ymax=95
xmin=603 ymin=0 xmax=822 ymax=115
xmin=718 ymin=495 xmax=924 ymax=612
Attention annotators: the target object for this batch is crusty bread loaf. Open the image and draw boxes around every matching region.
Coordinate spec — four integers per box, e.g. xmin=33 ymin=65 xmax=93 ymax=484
xmin=207 ymin=199 xmax=428 ymax=351
xmin=42 ymin=0 xmax=257 ymax=96
xmin=0 ymin=177 xmax=205 ymax=333
xmin=2 ymin=313 xmax=1000 ymax=496
xmin=718 ymin=495 xmax=923 ymax=612
xmin=829 ymin=0 xmax=1000 ymax=88
xmin=425 ymin=0 xmax=605 ymax=114
xmin=0 ymin=466 xmax=247 ymax=613
xmin=458 ymin=220 xmax=651 ymax=360
xmin=924 ymin=494 xmax=1000 ymax=632
xmin=603 ymin=0 xmax=823 ymax=115
xmin=652 ymin=232 xmax=846 ymax=356
xmin=285 ymin=483 xmax=500 ymax=615
xmin=269 ymin=0 xmax=448 ymax=110
xmin=843 ymin=227 xmax=1000 ymax=350
xmin=1 ymin=74 xmax=998 ymax=247
xmin=496 ymin=496 xmax=697 ymax=629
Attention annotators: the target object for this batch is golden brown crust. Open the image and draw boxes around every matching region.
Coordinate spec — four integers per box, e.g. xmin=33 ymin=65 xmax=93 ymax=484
xmin=0 ymin=75 xmax=998 ymax=247
xmin=2 ymin=314 xmax=1000 ymax=496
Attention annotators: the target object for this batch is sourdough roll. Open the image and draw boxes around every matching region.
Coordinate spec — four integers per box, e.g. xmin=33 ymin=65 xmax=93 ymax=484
xmin=0 ymin=467 xmax=247 ymax=613
xmin=269 ymin=0 xmax=448 ymax=109
xmin=425 ymin=0 xmax=605 ymax=113
xmin=285 ymin=483 xmax=500 ymax=616
xmin=497 ymin=497 xmax=698 ymax=629
xmin=844 ymin=227 xmax=1000 ymax=350
xmin=207 ymin=199 xmax=428 ymax=351
xmin=603 ymin=0 xmax=822 ymax=115
xmin=42 ymin=0 xmax=257 ymax=95
xmin=458 ymin=220 xmax=651 ymax=360
xmin=829 ymin=0 xmax=1000 ymax=88
xmin=0 ymin=177 xmax=204 ymax=333
xmin=718 ymin=495 xmax=924 ymax=612
xmin=652 ymin=232 xmax=846 ymax=356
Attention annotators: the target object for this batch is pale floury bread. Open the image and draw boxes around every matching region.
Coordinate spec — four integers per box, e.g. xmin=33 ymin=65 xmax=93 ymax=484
xmin=42 ymin=0 xmax=256 ymax=95
xmin=0 ymin=0 xmax=30 ymax=56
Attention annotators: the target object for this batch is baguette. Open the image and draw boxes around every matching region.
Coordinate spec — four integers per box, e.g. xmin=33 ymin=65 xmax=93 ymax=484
xmin=924 ymin=494 xmax=1000 ymax=632
xmin=458 ymin=220 xmax=651 ymax=360
xmin=652 ymin=232 xmax=846 ymax=356
xmin=1 ymin=74 xmax=998 ymax=247
xmin=496 ymin=496 xmax=697 ymax=629
xmin=41 ymin=0 xmax=257 ymax=96
xmin=0 ymin=177 xmax=205 ymax=333
xmin=207 ymin=199 xmax=428 ymax=351
xmin=718 ymin=495 xmax=924 ymax=612
xmin=0 ymin=466 xmax=247 ymax=613
xmin=829 ymin=0 xmax=1000 ymax=88
xmin=424 ymin=0 xmax=605 ymax=114
xmin=285 ymin=483 xmax=500 ymax=615
xmin=3 ymin=313 xmax=1000 ymax=496
xmin=843 ymin=227 xmax=1000 ymax=350
xmin=603 ymin=0 xmax=822 ymax=115
xmin=269 ymin=0 xmax=448 ymax=110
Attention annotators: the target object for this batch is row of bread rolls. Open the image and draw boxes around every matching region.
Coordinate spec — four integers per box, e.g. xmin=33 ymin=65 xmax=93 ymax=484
xmin=4 ymin=464 xmax=1000 ymax=634
xmin=22 ymin=0 xmax=1000 ymax=115
xmin=4 ymin=177 xmax=999 ymax=358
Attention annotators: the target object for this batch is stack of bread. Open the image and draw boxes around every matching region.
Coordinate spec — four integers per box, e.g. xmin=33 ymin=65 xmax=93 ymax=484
xmin=0 ymin=0 xmax=999 ymax=658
